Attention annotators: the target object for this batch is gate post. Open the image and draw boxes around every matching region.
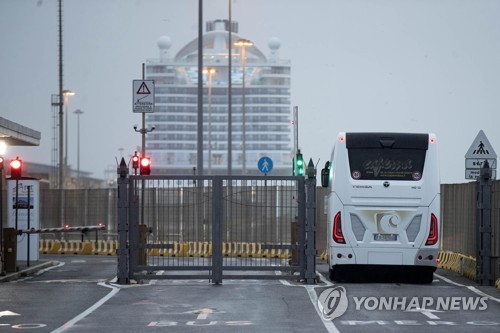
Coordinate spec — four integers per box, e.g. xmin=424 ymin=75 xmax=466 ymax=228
xmin=476 ymin=163 xmax=492 ymax=286
xmin=305 ymin=159 xmax=317 ymax=284
xmin=117 ymin=158 xmax=129 ymax=284
xmin=212 ymin=176 xmax=223 ymax=284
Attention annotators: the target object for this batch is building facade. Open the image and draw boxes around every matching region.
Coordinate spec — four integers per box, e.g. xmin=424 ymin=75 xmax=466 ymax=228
xmin=145 ymin=20 xmax=292 ymax=175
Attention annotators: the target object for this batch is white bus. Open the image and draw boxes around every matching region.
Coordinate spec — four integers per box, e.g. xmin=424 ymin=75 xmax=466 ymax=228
xmin=321 ymin=132 xmax=440 ymax=283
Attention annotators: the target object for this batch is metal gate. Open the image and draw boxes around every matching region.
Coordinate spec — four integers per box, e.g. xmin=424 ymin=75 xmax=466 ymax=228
xmin=117 ymin=173 xmax=316 ymax=285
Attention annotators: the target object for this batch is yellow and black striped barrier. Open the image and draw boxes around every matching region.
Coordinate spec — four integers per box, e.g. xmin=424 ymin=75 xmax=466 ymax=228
xmin=438 ymin=251 xmax=477 ymax=281
xmin=39 ymin=240 xmax=294 ymax=259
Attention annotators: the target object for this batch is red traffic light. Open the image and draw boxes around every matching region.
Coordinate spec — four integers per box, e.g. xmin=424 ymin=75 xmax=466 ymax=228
xmin=140 ymin=156 xmax=151 ymax=175
xmin=10 ymin=157 xmax=22 ymax=179
xmin=132 ymin=152 xmax=140 ymax=169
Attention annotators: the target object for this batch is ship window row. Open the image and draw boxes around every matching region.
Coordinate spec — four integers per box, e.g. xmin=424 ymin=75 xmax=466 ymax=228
xmin=155 ymin=96 xmax=290 ymax=104
xmin=148 ymin=143 xmax=291 ymax=151
xmin=150 ymin=133 xmax=289 ymax=141
xmin=147 ymin=114 xmax=290 ymax=122
xmin=152 ymin=124 xmax=290 ymax=131
xmin=153 ymin=105 xmax=291 ymax=114
xmin=155 ymin=87 xmax=290 ymax=95
xmin=152 ymin=76 xmax=290 ymax=86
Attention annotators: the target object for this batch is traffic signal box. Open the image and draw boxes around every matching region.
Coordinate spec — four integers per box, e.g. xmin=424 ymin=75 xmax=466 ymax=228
xmin=10 ymin=157 xmax=22 ymax=179
xmin=132 ymin=152 xmax=140 ymax=171
xmin=140 ymin=156 xmax=151 ymax=175
xmin=296 ymin=153 xmax=304 ymax=176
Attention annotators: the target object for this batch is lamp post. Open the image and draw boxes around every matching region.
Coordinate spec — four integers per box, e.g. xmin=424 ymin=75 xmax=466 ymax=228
xmin=234 ymin=39 xmax=253 ymax=175
xmin=227 ymin=0 xmax=232 ymax=176
xmin=73 ymin=109 xmax=83 ymax=182
xmin=62 ymin=89 xmax=75 ymax=184
xmin=203 ymin=67 xmax=216 ymax=174
xmin=0 ymin=141 xmax=6 ymax=268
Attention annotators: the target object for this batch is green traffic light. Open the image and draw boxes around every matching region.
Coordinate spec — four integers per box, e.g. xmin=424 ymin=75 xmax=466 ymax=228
xmin=296 ymin=153 xmax=304 ymax=175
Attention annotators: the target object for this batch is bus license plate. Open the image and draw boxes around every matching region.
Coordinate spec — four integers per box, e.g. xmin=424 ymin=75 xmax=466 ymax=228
xmin=374 ymin=234 xmax=398 ymax=241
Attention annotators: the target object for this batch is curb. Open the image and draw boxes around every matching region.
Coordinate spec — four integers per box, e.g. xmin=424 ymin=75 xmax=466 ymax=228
xmin=0 ymin=261 xmax=55 ymax=283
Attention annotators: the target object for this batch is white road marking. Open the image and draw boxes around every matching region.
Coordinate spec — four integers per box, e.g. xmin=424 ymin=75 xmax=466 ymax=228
xmin=50 ymin=282 xmax=120 ymax=333
xmin=31 ymin=279 xmax=107 ymax=284
xmin=404 ymin=308 xmax=443 ymax=319
xmin=193 ymin=308 xmax=217 ymax=320
xmin=279 ymin=271 xmax=340 ymax=333
xmin=305 ymin=286 xmax=341 ymax=333
xmin=434 ymin=273 xmax=500 ymax=303
xmin=0 ymin=311 xmax=20 ymax=318
xmin=10 ymin=261 xmax=66 ymax=282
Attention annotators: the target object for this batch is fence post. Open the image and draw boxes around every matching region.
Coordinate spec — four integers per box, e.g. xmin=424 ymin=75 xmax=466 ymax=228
xmin=476 ymin=163 xmax=493 ymax=286
xmin=305 ymin=159 xmax=317 ymax=284
xmin=117 ymin=158 xmax=129 ymax=284
xmin=212 ymin=176 xmax=223 ymax=284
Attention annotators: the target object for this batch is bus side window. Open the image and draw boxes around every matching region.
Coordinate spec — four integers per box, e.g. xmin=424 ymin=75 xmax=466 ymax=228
xmin=321 ymin=161 xmax=330 ymax=188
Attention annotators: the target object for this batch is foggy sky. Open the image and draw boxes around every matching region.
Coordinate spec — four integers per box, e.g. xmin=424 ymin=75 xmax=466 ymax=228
xmin=1 ymin=0 xmax=499 ymax=183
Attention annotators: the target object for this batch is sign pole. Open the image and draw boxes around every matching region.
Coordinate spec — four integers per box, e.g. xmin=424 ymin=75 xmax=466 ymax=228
xmin=27 ymin=186 xmax=31 ymax=267
xmin=142 ymin=63 xmax=146 ymax=157
xmin=477 ymin=162 xmax=492 ymax=285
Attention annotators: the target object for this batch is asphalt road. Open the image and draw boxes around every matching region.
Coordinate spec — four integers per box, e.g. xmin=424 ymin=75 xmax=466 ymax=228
xmin=0 ymin=255 xmax=499 ymax=333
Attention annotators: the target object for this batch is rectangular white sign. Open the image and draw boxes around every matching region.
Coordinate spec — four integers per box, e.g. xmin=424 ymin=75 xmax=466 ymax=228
xmin=7 ymin=180 xmax=40 ymax=261
xmin=133 ymin=80 xmax=155 ymax=113
xmin=465 ymin=168 xmax=497 ymax=180
xmin=465 ymin=158 xmax=497 ymax=169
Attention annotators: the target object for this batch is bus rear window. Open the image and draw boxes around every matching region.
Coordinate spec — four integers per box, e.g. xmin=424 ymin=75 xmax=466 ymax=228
xmin=348 ymin=148 xmax=426 ymax=181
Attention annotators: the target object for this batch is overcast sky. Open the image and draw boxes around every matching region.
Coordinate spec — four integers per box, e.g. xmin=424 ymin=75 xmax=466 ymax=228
xmin=1 ymin=0 xmax=499 ymax=183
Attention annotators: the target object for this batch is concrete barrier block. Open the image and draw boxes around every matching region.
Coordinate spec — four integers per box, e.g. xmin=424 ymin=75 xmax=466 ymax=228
xmin=48 ymin=240 xmax=61 ymax=254
xmin=80 ymin=241 xmax=93 ymax=255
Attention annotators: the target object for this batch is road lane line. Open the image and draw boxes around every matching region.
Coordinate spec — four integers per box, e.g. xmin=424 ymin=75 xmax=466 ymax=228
xmin=278 ymin=271 xmax=340 ymax=333
xmin=434 ymin=273 xmax=500 ymax=303
xmin=317 ymin=271 xmax=334 ymax=287
xmin=50 ymin=282 xmax=120 ymax=333
xmin=305 ymin=286 xmax=341 ymax=333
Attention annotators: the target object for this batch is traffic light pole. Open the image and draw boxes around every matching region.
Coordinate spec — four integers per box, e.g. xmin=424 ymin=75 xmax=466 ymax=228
xmin=133 ymin=64 xmax=155 ymax=225
xmin=0 ymin=164 xmax=3 ymax=273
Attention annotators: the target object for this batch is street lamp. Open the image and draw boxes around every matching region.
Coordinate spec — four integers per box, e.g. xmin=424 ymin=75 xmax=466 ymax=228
xmin=234 ymin=38 xmax=253 ymax=175
xmin=62 ymin=89 xmax=75 ymax=183
xmin=73 ymin=109 xmax=83 ymax=182
xmin=203 ymin=67 xmax=216 ymax=173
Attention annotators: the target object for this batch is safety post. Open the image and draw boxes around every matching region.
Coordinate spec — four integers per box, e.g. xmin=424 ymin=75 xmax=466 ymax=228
xmin=117 ymin=158 xmax=129 ymax=284
xmin=476 ymin=161 xmax=493 ymax=286
xmin=305 ymin=159 xmax=317 ymax=284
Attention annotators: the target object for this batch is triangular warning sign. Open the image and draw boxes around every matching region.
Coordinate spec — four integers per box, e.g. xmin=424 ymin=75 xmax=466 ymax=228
xmin=465 ymin=130 xmax=497 ymax=159
xmin=136 ymin=82 xmax=151 ymax=94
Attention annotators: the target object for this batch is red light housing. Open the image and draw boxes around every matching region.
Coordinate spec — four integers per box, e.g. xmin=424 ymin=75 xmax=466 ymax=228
xmin=333 ymin=211 xmax=346 ymax=244
xmin=425 ymin=214 xmax=438 ymax=246
xmin=9 ymin=157 xmax=22 ymax=179
xmin=132 ymin=153 xmax=140 ymax=169
xmin=140 ymin=156 xmax=151 ymax=175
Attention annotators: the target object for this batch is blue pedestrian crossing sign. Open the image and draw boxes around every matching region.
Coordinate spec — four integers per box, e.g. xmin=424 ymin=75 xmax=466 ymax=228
xmin=257 ymin=157 xmax=273 ymax=174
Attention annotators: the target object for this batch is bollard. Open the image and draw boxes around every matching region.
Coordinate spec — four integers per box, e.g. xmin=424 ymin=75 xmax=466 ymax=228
xmin=3 ymin=228 xmax=17 ymax=273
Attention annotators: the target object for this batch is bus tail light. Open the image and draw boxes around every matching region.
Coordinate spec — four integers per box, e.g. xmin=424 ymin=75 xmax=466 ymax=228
xmin=333 ymin=212 xmax=346 ymax=244
xmin=425 ymin=214 xmax=438 ymax=246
